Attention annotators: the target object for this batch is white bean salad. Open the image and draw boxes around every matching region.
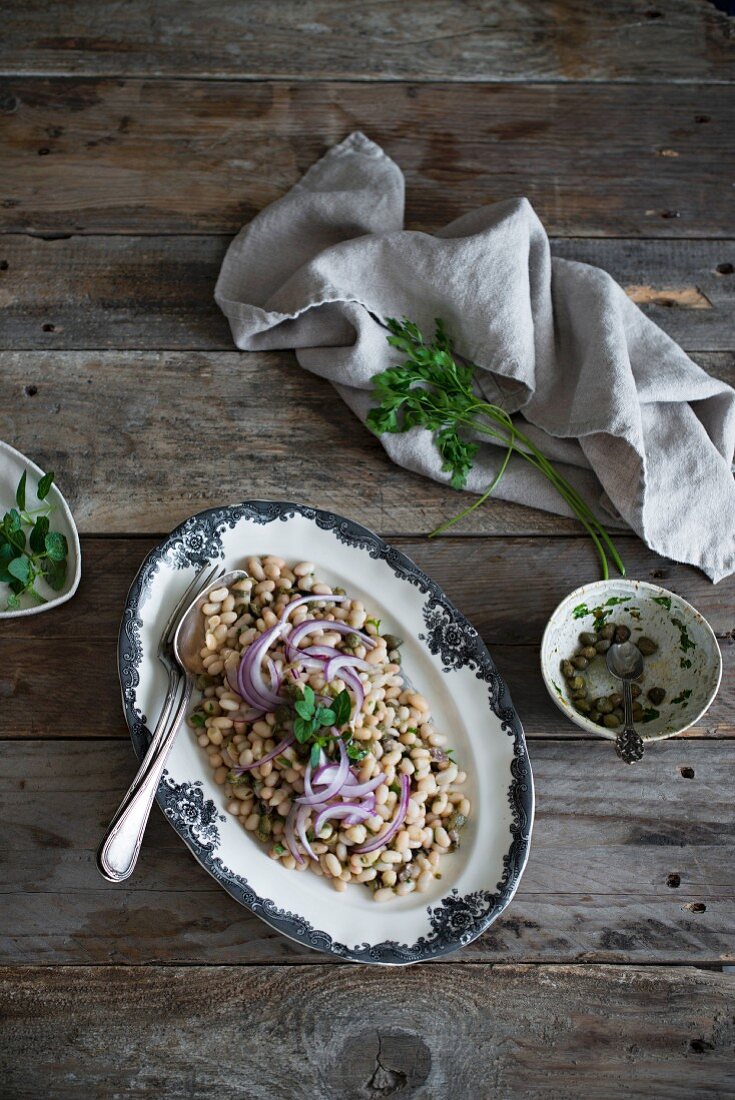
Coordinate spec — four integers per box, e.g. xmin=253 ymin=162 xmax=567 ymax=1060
xmin=187 ymin=556 xmax=470 ymax=901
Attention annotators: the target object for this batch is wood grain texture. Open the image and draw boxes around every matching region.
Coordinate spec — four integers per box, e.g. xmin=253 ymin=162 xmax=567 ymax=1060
xmin=2 ymin=0 xmax=734 ymax=83
xmin=1 ymin=80 xmax=733 ymax=236
xmin=0 ymin=537 xmax=732 ymax=741
xmin=2 ymin=238 xmax=734 ymax=351
xmin=1 ymin=739 xmax=732 ymax=966
xmin=1 ymin=964 xmax=733 ymax=1098
xmin=0 ymin=350 xmax=732 ymax=538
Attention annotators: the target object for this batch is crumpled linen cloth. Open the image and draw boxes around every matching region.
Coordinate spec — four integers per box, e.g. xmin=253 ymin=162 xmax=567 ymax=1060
xmin=215 ymin=131 xmax=735 ymax=582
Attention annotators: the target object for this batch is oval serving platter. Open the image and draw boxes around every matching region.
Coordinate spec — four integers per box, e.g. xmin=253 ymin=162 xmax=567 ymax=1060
xmin=118 ymin=502 xmax=534 ymax=964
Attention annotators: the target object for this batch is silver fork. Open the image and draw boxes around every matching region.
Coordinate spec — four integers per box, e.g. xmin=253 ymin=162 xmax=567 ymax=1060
xmin=98 ymin=562 xmax=222 ymax=881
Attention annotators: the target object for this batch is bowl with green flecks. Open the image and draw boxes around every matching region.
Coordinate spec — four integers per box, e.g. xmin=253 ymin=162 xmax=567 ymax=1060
xmin=540 ymin=579 xmax=722 ymax=743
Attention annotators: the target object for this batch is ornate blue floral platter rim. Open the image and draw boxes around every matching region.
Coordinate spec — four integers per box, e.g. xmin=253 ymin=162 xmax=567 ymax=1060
xmin=117 ymin=501 xmax=534 ymax=965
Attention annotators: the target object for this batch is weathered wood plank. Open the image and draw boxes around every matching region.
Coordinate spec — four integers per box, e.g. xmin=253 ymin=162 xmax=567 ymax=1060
xmin=0 ymin=350 xmax=732 ymax=539
xmin=1 ymin=634 xmax=732 ymax=741
xmin=1 ymin=964 xmax=733 ymax=1098
xmin=1 ymin=80 xmax=733 ymax=236
xmin=0 ymin=536 xmax=732 ymax=741
xmin=1 ymin=739 xmax=732 ymax=966
xmin=2 ymin=239 xmax=734 ymax=351
xmin=2 ymin=0 xmax=734 ymax=83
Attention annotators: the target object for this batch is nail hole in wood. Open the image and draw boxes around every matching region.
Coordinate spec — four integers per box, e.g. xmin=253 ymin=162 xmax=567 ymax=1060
xmin=661 ymin=210 xmax=680 ymax=219
xmin=644 ymin=8 xmax=663 ymax=17
xmin=37 ymin=147 xmax=50 ymax=156
xmin=716 ymin=262 xmax=734 ymax=275
xmin=42 ymin=323 xmax=55 ymax=333
xmin=679 ymin=766 xmax=694 ymax=779
xmin=23 ymin=385 xmax=38 ymax=397
xmin=695 ymin=115 xmax=711 ymax=124
xmin=667 ymin=873 xmax=681 ymax=888
xmin=0 ymin=260 xmax=7 ymax=271
xmin=690 ymin=1038 xmax=715 ymax=1053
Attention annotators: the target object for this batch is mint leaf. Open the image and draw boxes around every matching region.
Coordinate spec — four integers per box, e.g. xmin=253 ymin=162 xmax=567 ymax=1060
xmin=29 ymin=515 xmax=50 ymax=554
xmin=332 ymin=689 xmax=352 ymax=727
xmin=44 ymin=530 xmax=68 ymax=562
xmin=294 ymin=699 xmax=314 ymax=720
xmin=294 ymin=716 xmax=313 ymax=744
xmin=314 ymin=706 xmax=336 ymax=728
xmin=15 ymin=471 xmax=26 ymax=510
xmin=301 ymin=684 xmax=314 ymax=710
xmin=41 ymin=557 xmax=66 ymax=591
xmin=7 ymin=555 xmax=31 ymax=584
xmin=37 ymin=471 xmax=54 ymax=501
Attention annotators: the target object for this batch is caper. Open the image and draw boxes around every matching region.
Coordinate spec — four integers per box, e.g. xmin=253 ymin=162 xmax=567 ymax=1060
xmin=603 ymin=713 xmax=621 ymax=729
xmin=572 ymin=655 xmax=589 ymax=670
xmin=579 ymin=632 xmax=597 ymax=647
xmin=256 ymin=815 xmax=272 ymax=843
xmin=561 ymin=659 xmax=575 ymax=679
xmin=614 ymin=625 xmax=631 ymax=643
xmin=580 ymin=646 xmax=597 ymax=660
xmin=446 ymin=812 xmax=467 ymax=832
xmin=195 ymin=673 xmax=214 ymax=690
xmin=637 ymin=636 xmax=658 ymax=656
xmin=383 ymin=634 xmax=404 ymax=651
xmin=589 ymin=709 xmax=601 ymax=724
xmin=570 ymin=675 xmax=585 ymax=691
xmin=632 ymin=704 xmax=644 ymax=721
xmin=647 ymin=686 xmax=666 ymax=706
xmin=333 ymin=586 xmax=347 ymax=596
xmin=595 ymin=638 xmax=611 ymax=654
xmin=389 ymin=650 xmax=402 ymax=666
xmin=600 ymin=624 xmax=616 ymax=640
xmin=609 ymin=692 xmax=622 ymax=708
xmin=575 ymin=698 xmax=592 ymax=713
xmin=571 ymin=686 xmax=587 ymax=700
xmin=612 ymin=707 xmax=624 ymax=721
xmin=631 ymin=683 xmax=642 ymax=698
xmin=596 ymin=698 xmax=613 ymax=714
xmin=346 ymin=632 xmax=362 ymax=649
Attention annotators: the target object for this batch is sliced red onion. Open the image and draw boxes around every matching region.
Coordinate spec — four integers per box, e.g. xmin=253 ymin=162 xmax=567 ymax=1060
xmin=279 ymin=594 xmax=351 ymax=622
xmin=352 ymin=773 xmax=411 ymax=854
xmin=295 ymin=804 xmax=318 ymax=862
xmin=314 ymin=802 xmax=374 ymax=834
xmin=340 ymin=666 xmax=365 ymax=717
xmin=284 ymin=804 xmax=304 ymax=866
xmin=266 ymin=657 xmax=281 ymax=693
xmin=309 ymin=765 xmax=384 ymax=800
xmin=324 ymin=654 xmax=371 ymax=683
xmin=296 ymin=738 xmax=349 ymax=806
xmin=229 ymin=707 xmax=264 ymax=722
xmin=229 ymin=734 xmax=295 ymax=774
xmin=238 ymin=622 xmax=285 ymax=710
xmin=286 ymin=616 xmax=376 ymax=659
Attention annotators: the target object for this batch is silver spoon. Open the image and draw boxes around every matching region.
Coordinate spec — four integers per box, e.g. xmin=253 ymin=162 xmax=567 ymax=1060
xmin=606 ymin=641 xmax=645 ymax=764
xmin=97 ymin=568 xmax=247 ymax=881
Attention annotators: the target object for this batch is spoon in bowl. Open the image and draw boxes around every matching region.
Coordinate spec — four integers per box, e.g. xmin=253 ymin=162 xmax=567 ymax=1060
xmin=97 ymin=568 xmax=247 ymax=881
xmin=606 ymin=641 xmax=645 ymax=764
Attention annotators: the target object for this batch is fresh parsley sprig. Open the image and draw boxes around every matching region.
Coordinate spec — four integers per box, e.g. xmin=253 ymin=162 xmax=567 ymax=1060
xmin=367 ymin=317 xmax=625 ymax=580
xmin=0 ymin=470 xmax=68 ymax=610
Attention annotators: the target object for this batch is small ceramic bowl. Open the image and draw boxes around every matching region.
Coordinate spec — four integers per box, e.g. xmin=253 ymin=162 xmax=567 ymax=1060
xmin=0 ymin=441 xmax=81 ymax=618
xmin=541 ymin=579 xmax=722 ymax=743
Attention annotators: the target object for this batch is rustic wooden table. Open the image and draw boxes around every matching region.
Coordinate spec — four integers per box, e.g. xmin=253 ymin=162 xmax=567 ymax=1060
xmin=1 ymin=3 xmax=734 ymax=1096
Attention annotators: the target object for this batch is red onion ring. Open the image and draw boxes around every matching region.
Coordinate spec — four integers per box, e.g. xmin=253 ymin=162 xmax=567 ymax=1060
xmin=284 ymin=804 xmax=304 ymax=866
xmin=296 ymin=738 xmax=349 ymax=806
xmin=314 ymin=802 xmax=374 ymax=833
xmin=340 ymin=666 xmax=365 ymax=717
xmin=295 ymin=804 xmax=318 ymax=862
xmin=324 ymin=654 xmax=371 ymax=683
xmin=352 ymin=773 xmax=411 ymax=854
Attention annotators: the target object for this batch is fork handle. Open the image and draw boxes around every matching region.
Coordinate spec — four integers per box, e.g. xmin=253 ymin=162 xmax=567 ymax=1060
xmin=97 ymin=680 xmax=193 ymax=882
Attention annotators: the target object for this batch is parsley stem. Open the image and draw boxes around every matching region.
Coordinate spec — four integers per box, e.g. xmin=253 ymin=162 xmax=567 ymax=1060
xmin=430 ymin=443 xmax=513 ymax=537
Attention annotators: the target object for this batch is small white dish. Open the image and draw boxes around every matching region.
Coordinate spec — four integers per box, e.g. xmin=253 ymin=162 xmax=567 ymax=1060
xmin=118 ymin=501 xmax=534 ymax=964
xmin=541 ymin=579 xmax=722 ymax=743
xmin=0 ymin=441 xmax=81 ymax=618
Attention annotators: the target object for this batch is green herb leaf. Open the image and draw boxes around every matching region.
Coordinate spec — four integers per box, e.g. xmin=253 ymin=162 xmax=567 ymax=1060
xmin=345 ymin=739 xmax=368 ymax=762
xmin=294 ymin=716 xmax=313 ymax=744
xmin=294 ymin=699 xmax=315 ymax=720
xmin=5 ymin=592 xmax=20 ymax=611
xmin=314 ymin=706 xmax=336 ymax=728
xmin=642 ymin=708 xmax=660 ymax=723
xmin=37 ymin=471 xmax=55 ymax=501
xmin=309 ymin=743 xmax=321 ymax=768
xmin=572 ymin=604 xmax=590 ymax=619
xmin=274 ymin=843 xmax=286 ymax=855
xmin=652 ymin=596 xmax=672 ymax=610
xmin=671 ymin=689 xmax=692 ymax=705
xmin=331 ymin=689 xmax=352 ymax=728
xmin=15 ymin=471 xmax=26 ymax=510
xmin=7 ymin=555 xmax=31 ymax=584
xmin=41 ymin=556 xmax=67 ymax=591
xmin=189 ymin=712 xmax=206 ymax=728
xmin=44 ymin=530 xmax=68 ymax=562
xmin=29 ymin=515 xmax=50 ymax=554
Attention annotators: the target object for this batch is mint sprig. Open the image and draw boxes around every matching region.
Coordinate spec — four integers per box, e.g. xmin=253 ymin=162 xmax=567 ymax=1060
xmin=1 ymin=470 xmax=68 ymax=610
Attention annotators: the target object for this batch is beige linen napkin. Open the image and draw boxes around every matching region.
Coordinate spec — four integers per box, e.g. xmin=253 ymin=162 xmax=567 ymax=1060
xmin=216 ymin=132 xmax=735 ymax=582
